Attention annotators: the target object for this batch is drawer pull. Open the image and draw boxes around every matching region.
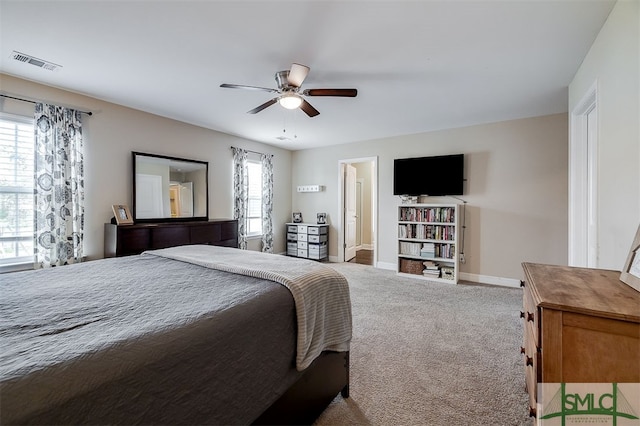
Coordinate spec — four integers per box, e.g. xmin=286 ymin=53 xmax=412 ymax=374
xmin=520 ymin=346 xmax=526 ymax=354
xmin=529 ymin=406 xmax=537 ymax=418
xmin=520 ymin=311 xmax=525 ymax=319
xmin=525 ymin=356 xmax=534 ymax=366
xmin=520 ymin=280 xmax=525 ymax=288
xmin=526 ymin=312 xmax=535 ymax=322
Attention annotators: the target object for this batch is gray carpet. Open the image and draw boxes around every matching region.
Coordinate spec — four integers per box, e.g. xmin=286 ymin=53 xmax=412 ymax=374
xmin=314 ymin=262 xmax=531 ymax=426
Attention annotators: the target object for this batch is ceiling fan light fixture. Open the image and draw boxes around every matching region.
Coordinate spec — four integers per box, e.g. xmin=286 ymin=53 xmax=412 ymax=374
xmin=279 ymin=93 xmax=303 ymax=110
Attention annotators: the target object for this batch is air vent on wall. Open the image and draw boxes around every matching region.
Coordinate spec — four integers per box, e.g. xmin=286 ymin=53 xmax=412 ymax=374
xmin=11 ymin=51 xmax=61 ymax=71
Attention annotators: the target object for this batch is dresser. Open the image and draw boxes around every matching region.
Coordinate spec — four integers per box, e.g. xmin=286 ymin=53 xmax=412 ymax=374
xmin=104 ymin=219 xmax=238 ymax=257
xmin=520 ymin=262 xmax=640 ymax=418
xmin=286 ymin=223 xmax=328 ymax=261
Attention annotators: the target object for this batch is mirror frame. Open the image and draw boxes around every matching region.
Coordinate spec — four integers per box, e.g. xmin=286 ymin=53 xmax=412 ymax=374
xmin=132 ymin=151 xmax=209 ymax=223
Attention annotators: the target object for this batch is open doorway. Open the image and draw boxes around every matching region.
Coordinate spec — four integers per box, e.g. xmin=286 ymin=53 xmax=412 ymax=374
xmin=338 ymin=157 xmax=378 ymax=266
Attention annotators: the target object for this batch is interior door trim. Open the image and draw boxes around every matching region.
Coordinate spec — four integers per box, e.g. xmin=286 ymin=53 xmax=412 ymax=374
xmin=337 ymin=156 xmax=378 ymax=265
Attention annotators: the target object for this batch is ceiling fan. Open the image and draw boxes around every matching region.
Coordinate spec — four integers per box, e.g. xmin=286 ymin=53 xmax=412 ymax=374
xmin=220 ymin=63 xmax=357 ymax=117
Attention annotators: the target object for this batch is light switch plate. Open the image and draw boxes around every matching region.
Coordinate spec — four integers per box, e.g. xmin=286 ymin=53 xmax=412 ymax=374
xmin=297 ymin=185 xmax=323 ymax=192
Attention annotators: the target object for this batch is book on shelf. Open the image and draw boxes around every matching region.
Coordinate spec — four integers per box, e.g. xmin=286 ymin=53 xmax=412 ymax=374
xmin=422 ymin=269 xmax=441 ymax=278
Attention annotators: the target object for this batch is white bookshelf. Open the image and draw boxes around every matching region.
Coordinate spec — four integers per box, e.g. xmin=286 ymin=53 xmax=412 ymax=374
xmin=397 ymin=203 xmax=460 ymax=284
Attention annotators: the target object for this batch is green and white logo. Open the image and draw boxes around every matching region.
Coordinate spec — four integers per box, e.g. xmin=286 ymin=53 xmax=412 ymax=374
xmin=538 ymin=383 xmax=640 ymax=426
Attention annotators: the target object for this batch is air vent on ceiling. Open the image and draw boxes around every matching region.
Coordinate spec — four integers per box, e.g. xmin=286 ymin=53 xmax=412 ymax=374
xmin=11 ymin=51 xmax=61 ymax=71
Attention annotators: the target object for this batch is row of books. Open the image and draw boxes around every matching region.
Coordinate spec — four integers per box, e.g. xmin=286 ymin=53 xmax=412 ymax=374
xmin=431 ymin=243 xmax=455 ymax=259
xmin=399 ymin=242 xmax=455 ymax=260
xmin=399 ymin=241 xmax=423 ymax=256
xmin=399 ymin=207 xmax=456 ymax=223
xmin=398 ymin=224 xmax=455 ymax=240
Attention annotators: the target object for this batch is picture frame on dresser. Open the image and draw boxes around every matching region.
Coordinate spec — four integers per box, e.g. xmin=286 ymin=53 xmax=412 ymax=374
xmin=112 ymin=204 xmax=134 ymax=225
xmin=620 ymin=223 xmax=640 ymax=292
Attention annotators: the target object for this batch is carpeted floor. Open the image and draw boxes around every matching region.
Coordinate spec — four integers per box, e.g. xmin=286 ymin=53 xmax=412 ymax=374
xmin=314 ymin=262 xmax=531 ymax=426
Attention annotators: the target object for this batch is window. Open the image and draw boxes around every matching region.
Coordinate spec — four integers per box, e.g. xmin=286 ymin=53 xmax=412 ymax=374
xmin=0 ymin=113 xmax=34 ymax=266
xmin=246 ymin=159 xmax=263 ymax=236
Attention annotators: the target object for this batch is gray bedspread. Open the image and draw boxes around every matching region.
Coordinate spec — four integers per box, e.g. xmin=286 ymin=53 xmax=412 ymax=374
xmin=146 ymin=245 xmax=353 ymax=370
xmin=0 ymin=250 xmax=348 ymax=425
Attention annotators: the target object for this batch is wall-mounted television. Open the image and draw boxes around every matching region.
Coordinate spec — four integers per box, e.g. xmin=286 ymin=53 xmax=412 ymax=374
xmin=393 ymin=154 xmax=464 ymax=196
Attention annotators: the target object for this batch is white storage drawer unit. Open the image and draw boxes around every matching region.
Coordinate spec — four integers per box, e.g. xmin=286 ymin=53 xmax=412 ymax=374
xmin=285 ymin=223 xmax=328 ymax=261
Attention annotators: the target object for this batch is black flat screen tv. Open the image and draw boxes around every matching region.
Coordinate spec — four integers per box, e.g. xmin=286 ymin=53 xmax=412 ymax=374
xmin=393 ymin=154 xmax=464 ymax=196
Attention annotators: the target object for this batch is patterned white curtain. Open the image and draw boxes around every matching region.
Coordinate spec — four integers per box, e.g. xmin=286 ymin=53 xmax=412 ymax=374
xmin=33 ymin=103 xmax=84 ymax=268
xmin=232 ymin=147 xmax=248 ymax=249
xmin=261 ymin=153 xmax=274 ymax=253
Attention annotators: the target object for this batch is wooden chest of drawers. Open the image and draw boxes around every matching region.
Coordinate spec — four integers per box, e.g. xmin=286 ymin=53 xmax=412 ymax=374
xmin=521 ymin=263 xmax=640 ymax=418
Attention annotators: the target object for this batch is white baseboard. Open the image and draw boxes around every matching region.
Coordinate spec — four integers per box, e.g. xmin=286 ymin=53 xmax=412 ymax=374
xmin=367 ymin=262 xmax=521 ymax=288
xmin=376 ymin=261 xmax=397 ymax=271
xmin=322 ymin=256 xmax=521 ymax=289
xmin=459 ymin=272 xmax=522 ymax=288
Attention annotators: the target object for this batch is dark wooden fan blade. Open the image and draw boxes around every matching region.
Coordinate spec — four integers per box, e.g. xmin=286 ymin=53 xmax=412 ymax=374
xmin=302 ymin=88 xmax=358 ymax=97
xmin=300 ymin=99 xmax=320 ymax=117
xmin=288 ymin=63 xmax=310 ymax=88
xmin=220 ymin=83 xmax=279 ymax=94
xmin=247 ymin=98 xmax=278 ymax=114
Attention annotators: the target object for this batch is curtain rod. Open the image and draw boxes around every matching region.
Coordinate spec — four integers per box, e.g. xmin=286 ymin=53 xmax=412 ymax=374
xmin=0 ymin=94 xmax=93 ymax=116
xmin=230 ymin=146 xmax=270 ymax=156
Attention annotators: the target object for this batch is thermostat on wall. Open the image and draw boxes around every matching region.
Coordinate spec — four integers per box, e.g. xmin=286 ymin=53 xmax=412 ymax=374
xmin=297 ymin=185 xmax=323 ymax=192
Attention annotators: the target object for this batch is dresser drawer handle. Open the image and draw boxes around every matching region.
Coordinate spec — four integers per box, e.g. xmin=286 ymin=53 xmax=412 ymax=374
xmin=526 ymin=312 xmax=535 ymax=322
xmin=520 ymin=280 xmax=525 ymax=288
xmin=529 ymin=406 xmax=537 ymax=417
xmin=520 ymin=311 xmax=525 ymax=319
xmin=525 ymin=356 xmax=534 ymax=366
xmin=520 ymin=346 xmax=526 ymax=354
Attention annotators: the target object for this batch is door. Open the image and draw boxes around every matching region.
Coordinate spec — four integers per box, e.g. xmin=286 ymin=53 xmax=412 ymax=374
xmin=180 ymin=182 xmax=194 ymax=217
xmin=356 ymin=179 xmax=363 ymax=247
xmin=344 ymin=164 xmax=357 ymax=261
xmin=136 ymin=174 xmax=164 ymax=219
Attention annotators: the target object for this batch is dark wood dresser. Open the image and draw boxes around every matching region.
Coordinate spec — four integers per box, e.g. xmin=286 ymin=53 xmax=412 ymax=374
xmin=520 ymin=262 xmax=640 ymax=418
xmin=104 ymin=219 xmax=238 ymax=257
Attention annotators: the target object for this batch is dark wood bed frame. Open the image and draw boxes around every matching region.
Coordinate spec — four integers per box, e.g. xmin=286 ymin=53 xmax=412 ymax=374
xmin=254 ymin=351 xmax=350 ymax=425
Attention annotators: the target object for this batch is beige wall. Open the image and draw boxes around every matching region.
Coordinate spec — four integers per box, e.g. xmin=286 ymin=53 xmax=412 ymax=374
xmin=569 ymin=0 xmax=640 ymax=270
xmin=0 ymin=74 xmax=292 ymax=259
xmin=292 ymin=113 xmax=568 ymax=281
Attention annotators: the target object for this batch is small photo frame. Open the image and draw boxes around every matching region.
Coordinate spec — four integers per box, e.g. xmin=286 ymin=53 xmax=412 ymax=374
xmin=112 ymin=204 xmax=134 ymax=225
xmin=292 ymin=212 xmax=303 ymax=223
xmin=620 ymin=224 xmax=640 ymax=293
xmin=317 ymin=213 xmax=327 ymax=224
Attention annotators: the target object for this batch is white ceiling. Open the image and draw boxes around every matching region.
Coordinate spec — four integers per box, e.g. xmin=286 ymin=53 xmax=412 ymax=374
xmin=0 ymin=1 xmax=615 ymax=150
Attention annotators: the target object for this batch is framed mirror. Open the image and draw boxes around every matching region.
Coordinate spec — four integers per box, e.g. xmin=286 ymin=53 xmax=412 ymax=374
xmin=132 ymin=152 xmax=208 ymax=222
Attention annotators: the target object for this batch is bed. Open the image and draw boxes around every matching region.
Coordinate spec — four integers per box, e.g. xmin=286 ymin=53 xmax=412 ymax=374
xmin=0 ymin=245 xmax=352 ymax=425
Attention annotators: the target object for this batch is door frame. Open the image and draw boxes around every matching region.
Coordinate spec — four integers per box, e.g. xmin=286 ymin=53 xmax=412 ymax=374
xmin=569 ymin=80 xmax=598 ymax=267
xmin=356 ymin=178 xmax=364 ymax=248
xmin=337 ymin=156 xmax=378 ymax=265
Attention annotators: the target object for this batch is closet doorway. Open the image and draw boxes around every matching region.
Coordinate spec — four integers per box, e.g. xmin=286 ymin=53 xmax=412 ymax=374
xmin=338 ymin=157 xmax=378 ymax=266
